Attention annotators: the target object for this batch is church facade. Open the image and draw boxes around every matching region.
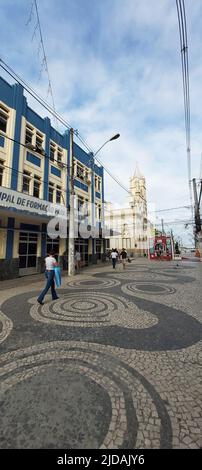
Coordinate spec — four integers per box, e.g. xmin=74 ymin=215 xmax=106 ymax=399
xmin=105 ymin=166 xmax=149 ymax=256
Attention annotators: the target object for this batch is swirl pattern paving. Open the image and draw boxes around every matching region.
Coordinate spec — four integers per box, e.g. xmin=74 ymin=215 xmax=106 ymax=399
xmin=29 ymin=293 xmax=157 ymax=328
xmin=0 ymin=260 xmax=201 ymax=449
xmin=0 ymin=341 xmax=171 ymax=449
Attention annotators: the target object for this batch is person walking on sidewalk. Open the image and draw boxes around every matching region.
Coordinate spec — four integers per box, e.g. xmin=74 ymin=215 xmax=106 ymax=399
xmin=37 ymin=250 xmax=59 ymax=305
xmin=111 ymin=249 xmax=118 ymax=269
xmin=75 ymin=250 xmax=81 ymax=273
xmin=120 ymin=248 xmax=127 ymax=269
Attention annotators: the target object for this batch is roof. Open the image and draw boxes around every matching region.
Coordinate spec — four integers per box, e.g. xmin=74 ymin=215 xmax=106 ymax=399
xmin=133 ymin=163 xmax=144 ymax=179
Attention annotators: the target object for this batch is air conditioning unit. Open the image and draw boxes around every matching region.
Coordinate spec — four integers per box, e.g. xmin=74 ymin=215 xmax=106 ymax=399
xmin=26 ymin=143 xmax=36 ymax=151
xmin=36 ymin=144 xmax=45 ymax=155
xmin=58 ymin=161 xmax=65 ymax=169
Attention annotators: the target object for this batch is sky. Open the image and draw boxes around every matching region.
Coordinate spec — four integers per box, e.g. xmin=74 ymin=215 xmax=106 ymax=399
xmin=0 ymin=0 xmax=202 ymax=245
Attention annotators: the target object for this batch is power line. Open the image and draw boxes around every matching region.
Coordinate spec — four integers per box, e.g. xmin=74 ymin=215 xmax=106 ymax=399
xmin=0 ymin=132 xmax=66 ymax=169
xmin=0 ymin=59 xmax=130 ymax=195
xmin=176 ymin=0 xmax=193 ymax=212
xmin=74 ymin=132 xmax=131 ymax=195
xmin=148 ymin=205 xmax=191 ymax=213
xmin=27 ymin=0 xmax=58 ymax=128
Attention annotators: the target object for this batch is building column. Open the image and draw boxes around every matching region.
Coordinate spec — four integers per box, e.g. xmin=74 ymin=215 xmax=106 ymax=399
xmin=41 ymin=223 xmax=47 ymax=258
xmin=43 ymin=117 xmax=51 ymax=200
xmin=11 ymin=84 xmax=26 ymax=190
xmin=6 ymin=217 xmax=15 ymax=259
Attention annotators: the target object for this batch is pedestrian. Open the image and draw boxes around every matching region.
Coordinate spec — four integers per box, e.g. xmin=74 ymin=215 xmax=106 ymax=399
xmin=120 ymin=248 xmax=127 ymax=269
xmin=37 ymin=250 xmax=59 ymax=305
xmin=75 ymin=250 xmax=81 ymax=272
xmin=111 ymin=248 xmax=118 ymax=269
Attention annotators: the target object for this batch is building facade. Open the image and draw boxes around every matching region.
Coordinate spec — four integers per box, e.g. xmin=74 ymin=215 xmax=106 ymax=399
xmin=0 ymin=76 xmax=105 ymax=280
xmin=105 ymin=166 xmax=149 ymax=255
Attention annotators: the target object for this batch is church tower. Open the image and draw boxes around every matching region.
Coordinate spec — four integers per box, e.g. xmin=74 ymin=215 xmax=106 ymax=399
xmin=130 ymin=164 xmax=147 ymax=210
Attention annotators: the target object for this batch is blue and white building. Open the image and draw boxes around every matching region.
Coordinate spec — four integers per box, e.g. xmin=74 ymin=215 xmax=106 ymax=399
xmin=0 ymin=75 xmax=105 ymax=279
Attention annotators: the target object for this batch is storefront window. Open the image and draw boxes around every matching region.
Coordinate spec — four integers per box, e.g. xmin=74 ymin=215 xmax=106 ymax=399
xmin=46 ymin=237 xmax=59 ymax=259
xmin=74 ymin=238 xmax=88 ymax=265
xmin=19 ymin=232 xmax=38 ymax=270
xmin=96 ymin=239 xmax=102 ymax=260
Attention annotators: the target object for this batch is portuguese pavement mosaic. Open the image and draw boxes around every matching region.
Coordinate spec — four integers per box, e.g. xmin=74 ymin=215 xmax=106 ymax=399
xmin=0 ymin=260 xmax=201 ymax=449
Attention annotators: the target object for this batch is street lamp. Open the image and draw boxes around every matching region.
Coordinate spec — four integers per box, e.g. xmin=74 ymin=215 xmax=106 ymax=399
xmin=94 ymin=133 xmax=120 ymax=157
xmin=68 ymin=132 xmax=120 ymax=276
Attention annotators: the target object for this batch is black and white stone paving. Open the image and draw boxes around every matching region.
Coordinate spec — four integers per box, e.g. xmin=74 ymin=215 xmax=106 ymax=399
xmin=0 ymin=260 xmax=201 ymax=449
xmin=29 ymin=293 xmax=158 ymax=329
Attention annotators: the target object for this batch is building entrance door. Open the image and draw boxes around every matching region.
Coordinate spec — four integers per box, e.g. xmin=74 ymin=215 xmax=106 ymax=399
xmin=19 ymin=232 xmax=38 ymax=275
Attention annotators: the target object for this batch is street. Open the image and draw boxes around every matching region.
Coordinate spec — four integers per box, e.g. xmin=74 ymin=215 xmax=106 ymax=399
xmin=0 ymin=258 xmax=201 ymax=449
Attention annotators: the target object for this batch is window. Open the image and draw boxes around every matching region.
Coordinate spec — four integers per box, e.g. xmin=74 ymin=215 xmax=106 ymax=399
xmin=46 ymin=237 xmax=59 ymax=257
xmin=22 ymin=171 xmax=31 ymax=194
xmin=56 ymin=185 xmax=61 ymax=204
xmin=76 ymin=163 xmax=84 ymax=180
xmin=95 ymin=203 xmax=98 ymax=219
xmin=78 ymin=195 xmax=84 ymax=211
xmin=0 ymin=105 xmax=9 ymax=133
xmin=85 ymin=199 xmax=89 ymax=216
xmin=0 ymin=160 xmax=4 ymax=186
xmin=49 ymin=182 xmax=54 ymax=202
xmin=50 ymin=143 xmax=56 ymax=162
xmin=85 ymin=168 xmax=89 ymax=182
xmin=25 ymin=125 xmax=34 ymax=145
xmin=94 ymin=175 xmax=101 ymax=191
xmin=35 ymin=131 xmax=43 ymax=152
xmin=33 ymin=175 xmax=41 ymax=198
xmin=57 ymin=147 xmax=63 ymax=164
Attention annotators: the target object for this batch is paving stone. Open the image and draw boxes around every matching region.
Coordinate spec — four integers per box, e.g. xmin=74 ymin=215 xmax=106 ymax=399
xmin=0 ymin=259 xmax=201 ymax=449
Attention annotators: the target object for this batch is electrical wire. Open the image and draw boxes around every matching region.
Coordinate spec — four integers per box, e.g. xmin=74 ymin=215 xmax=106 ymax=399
xmin=176 ymin=0 xmax=193 ymax=213
xmin=0 ymin=132 xmax=63 ymax=167
xmin=0 ymin=59 xmax=131 ymax=196
xmin=31 ymin=0 xmax=58 ymax=128
xmin=148 ymin=205 xmax=191 ymax=213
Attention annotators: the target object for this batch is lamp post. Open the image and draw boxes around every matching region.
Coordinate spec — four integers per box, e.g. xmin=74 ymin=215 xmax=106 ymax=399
xmin=68 ymin=132 xmax=120 ymax=276
xmin=94 ymin=133 xmax=120 ymax=157
xmin=68 ymin=128 xmax=75 ymax=276
xmin=91 ymin=133 xmax=120 ymax=265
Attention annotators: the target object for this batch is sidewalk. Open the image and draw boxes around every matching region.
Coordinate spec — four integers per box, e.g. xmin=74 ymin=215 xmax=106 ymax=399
xmin=0 ymin=257 xmax=201 ymax=449
xmin=0 ymin=260 xmax=109 ymax=290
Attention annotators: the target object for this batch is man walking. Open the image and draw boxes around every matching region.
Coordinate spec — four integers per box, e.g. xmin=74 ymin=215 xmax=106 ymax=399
xmin=37 ymin=250 xmax=59 ymax=305
xmin=120 ymin=248 xmax=127 ymax=269
xmin=111 ymin=249 xmax=118 ymax=269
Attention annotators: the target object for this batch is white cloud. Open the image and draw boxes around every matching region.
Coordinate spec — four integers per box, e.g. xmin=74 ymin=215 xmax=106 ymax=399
xmin=0 ymin=0 xmax=201 ymax=244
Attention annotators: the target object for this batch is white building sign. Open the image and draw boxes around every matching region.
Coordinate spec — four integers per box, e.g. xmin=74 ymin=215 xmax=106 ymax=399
xmin=0 ymin=187 xmax=68 ymax=219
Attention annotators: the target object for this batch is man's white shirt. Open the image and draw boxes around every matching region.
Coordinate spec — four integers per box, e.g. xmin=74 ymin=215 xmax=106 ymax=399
xmin=45 ymin=256 xmax=57 ymax=270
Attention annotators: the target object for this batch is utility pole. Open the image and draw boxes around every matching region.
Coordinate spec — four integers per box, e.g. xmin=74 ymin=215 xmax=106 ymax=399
xmin=67 ymin=132 xmax=120 ymax=274
xmin=68 ymin=128 xmax=75 ymax=276
xmin=192 ymin=178 xmax=201 ymax=247
xmin=161 ymin=218 xmax=165 ymax=235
